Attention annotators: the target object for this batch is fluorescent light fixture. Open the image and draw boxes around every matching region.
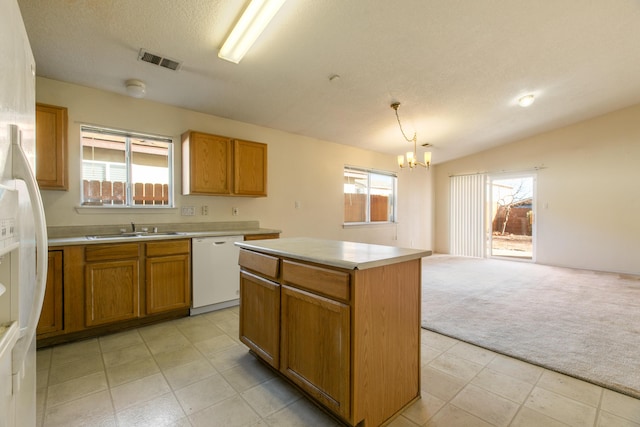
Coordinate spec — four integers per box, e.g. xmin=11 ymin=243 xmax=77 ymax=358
xmin=218 ymin=0 xmax=287 ymax=64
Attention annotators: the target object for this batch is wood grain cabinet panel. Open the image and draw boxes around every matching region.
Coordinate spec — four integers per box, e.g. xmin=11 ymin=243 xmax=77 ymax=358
xmin=182 ymin=131 xmax=232 ymax=195
xmin=145 ymin=239 xmax=190 ymax=257
xmin=85 ymin=243 xmax=139 ymax=262
xmin=282 ymin=260 xmax=350 ymax=302
xmin=37 ymin=251 xmax=64 ymax=336
xmin=239 ymin=270 xmax=280 ymax=368
xmin=243 ymin=233 xmax=279 ymax=241
xmin=35 ymin=103 xmax=68 ymax=190
xmin=181 ymin=130 xmax=267 ymax=196
xmin=84 ymin=259 xmax=140 ymax=327
xmin=238 ymin=249 xmax=279 ymax=280
xmin=145 ymin=240 xmax=191 ymax=314
xmin=233 ymin=139 xmax=267 ymax=196
xmin=280 ymin=285 xmax=350 ymax=418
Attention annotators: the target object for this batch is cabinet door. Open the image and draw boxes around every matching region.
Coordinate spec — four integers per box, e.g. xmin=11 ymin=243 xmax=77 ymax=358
xmin=233 ymin=139 xmax=267 ymax=196
xmin=280 ymin=285 xmax=350 ymax=419
xmin=85 ymin=260 xmax=139 ymax=327
xmin=239 ymin=270 xmax=280 ymax=368
xmin=182 ymin=131 xmax=232 ymax=195
xmin=35 ymin=103 xmax=68 ymax=190
xmin=37 ymin=251 xmax=64 ymax=335
xmin=146 ymin=254 xmax=191 ymax=314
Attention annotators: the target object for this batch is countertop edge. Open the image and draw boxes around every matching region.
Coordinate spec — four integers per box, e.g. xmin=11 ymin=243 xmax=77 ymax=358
xmin=48 ymin=228 xmax=282 ymax=246
xmin=236 ymin=239 xmax=431 ymax=270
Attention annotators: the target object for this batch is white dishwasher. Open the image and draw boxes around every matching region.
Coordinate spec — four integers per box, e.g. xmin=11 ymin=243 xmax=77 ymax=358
xmin=191 ymin=235 xmax=243 ymax=315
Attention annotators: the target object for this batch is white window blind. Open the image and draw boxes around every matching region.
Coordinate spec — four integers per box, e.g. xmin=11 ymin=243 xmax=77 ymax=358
xmin=450 ymin=174 xmax=486 ymax=257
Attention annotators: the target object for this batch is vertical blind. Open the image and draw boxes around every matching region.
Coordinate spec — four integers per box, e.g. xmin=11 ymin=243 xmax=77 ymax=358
xmin=450 ymin=174 xmax=486 ymax=257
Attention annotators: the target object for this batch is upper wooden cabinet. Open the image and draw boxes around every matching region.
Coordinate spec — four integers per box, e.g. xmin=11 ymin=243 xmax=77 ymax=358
xmin=35 ymin=103 xmax=68 ymax=190
xmin=182 ymin=131 xmax=232 ymax=195
xmin=182 ymin=130 xmax=267 ymax=197
xmin=233 ymin=139 xmax=267 ymax=196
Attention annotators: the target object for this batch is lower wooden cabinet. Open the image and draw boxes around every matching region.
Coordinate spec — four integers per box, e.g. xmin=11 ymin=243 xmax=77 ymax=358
xmin=239 ymin=270 xmax=280 ymax=368
xmin=280 ymin=285 xmax=350 ymax=418
xmin=38 ymin=239 xmax=192 ymax=346
xmin=239 ymin=250 xmax=352 ymax=421
xmin=145 ymin=240 xmax=191 ymax=314
xmin=85 ymin=259 xmax=140 ymax=326
xmin=36 ymin=251 xmax=64 ymax=336
xmin=84 ymin=242 xmax=141 ymax=327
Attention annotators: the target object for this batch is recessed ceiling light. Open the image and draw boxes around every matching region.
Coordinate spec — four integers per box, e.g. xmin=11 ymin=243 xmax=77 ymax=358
xmin=518 ymin=94 xmax=535 ymax=107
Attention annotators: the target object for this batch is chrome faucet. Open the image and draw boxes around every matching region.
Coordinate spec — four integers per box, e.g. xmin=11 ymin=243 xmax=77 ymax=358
xmin=131 ymin=222 xmax=136 ymax=232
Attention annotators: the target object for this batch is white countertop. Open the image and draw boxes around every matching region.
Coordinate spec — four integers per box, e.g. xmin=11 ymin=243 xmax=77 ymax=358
xmin=236 ymin=237 xmax=431 ymax=270
xmin=48 ymin=228 xmax=281 ymax=246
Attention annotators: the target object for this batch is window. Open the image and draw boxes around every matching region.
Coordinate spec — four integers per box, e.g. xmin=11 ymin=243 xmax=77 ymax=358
xmin=344 ymin=166 xmax=397 ymax=224
xmin=80 ymin=125 xmax=173 ymax=207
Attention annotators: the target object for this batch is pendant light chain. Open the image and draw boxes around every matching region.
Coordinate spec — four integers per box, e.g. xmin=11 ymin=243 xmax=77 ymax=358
xmin=392 ymin=103 xmax=416 ymax=143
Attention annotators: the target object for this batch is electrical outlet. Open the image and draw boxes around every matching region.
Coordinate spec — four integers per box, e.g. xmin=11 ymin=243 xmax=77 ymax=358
xmin=202 ymin=205 xmax=208 ymax=216
xmin=181 ymin=206 xmax=195 ymax=216
xmin=232 ymin=207 xmax=239 ymax=216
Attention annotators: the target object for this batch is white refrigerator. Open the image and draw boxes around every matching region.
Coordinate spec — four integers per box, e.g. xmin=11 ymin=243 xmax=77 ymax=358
xmin=0 ymin=0 xmax=48 ymax=426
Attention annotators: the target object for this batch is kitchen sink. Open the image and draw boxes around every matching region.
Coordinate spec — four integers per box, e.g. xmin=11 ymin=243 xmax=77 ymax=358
xmin=86 ymin=231 xmax=186 ymax=240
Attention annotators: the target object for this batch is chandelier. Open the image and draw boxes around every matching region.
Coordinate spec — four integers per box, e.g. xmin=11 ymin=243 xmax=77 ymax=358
xmin=391 ymin=102 xmax=431 ymax=170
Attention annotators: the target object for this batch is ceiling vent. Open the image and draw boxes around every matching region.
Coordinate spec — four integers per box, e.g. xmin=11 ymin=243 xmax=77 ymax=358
xmin=137 ymin=49 xmax=182 ymax=71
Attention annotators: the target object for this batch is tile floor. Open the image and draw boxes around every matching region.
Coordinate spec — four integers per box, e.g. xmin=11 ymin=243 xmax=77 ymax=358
xmin=36 ymin=307 xmax=640 ymax=427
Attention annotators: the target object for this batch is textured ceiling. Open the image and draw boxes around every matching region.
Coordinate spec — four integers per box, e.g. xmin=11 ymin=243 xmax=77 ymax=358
xmin=16 ymin=0 xmax=640 ymax=164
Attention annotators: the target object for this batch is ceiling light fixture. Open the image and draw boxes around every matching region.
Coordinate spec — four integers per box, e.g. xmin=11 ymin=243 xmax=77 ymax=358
xmin=218 ymin=0 xmax=287 ymax=64
xmin=391 ymin=102 xmax=431 ymax=170
xmin=518 ymin=94 xmax=535 ymax=107
xmin=125 ymin=79 xmax=146 ymax=98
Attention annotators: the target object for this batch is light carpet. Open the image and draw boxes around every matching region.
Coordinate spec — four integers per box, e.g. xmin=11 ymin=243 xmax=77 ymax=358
xmin=421 ymin=254 xmax=640 ymax=399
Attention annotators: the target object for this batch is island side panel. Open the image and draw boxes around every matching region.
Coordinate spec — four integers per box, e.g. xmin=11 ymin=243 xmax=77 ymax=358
xmin=352 ymin=258 xmax=421 ymax=427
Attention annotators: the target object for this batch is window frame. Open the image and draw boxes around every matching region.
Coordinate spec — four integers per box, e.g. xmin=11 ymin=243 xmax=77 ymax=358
xmin=343 ymin=165 xmax=398 ymax=226
xmin=79 ymin=124 xmax=174 ymax=208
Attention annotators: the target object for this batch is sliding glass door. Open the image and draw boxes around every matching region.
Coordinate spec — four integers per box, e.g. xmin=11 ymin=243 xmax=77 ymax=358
xmin=487 ymin=174 xmax=536 ymax=260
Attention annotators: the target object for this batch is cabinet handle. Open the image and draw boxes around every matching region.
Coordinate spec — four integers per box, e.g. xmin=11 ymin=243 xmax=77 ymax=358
xmin=10 ymin=124 xmax=49 ymax=361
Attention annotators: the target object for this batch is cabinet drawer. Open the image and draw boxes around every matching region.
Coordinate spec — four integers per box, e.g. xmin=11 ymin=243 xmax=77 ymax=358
xmin=282 ymin=260 xmax=350 ymax=302
xmin=146 ymin=239 xmax=190 ymax=257
xmin=239 ymin=249 xmax=279 ymax=280
xmin=244 ymin=233 xmax=279 ymax=241
xmin=85 ymin=243 xmax=139 ymax=262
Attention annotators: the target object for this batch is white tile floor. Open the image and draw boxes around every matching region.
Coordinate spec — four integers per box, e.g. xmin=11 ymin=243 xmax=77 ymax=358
xmin=36 ymin=307 xmax=640 ymax=427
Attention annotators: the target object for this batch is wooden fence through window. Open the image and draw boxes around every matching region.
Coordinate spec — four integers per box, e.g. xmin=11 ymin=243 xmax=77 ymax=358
xmin=83 ymin=180 xmax=169 ymax=205
xmin=344 ymin=194 xmax=389 ymax=222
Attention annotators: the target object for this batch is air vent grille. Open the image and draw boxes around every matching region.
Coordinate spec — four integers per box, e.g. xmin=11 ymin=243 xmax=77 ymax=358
xmin=138 ymin=49 xmax=181 ymax=71
xmin=160 ymin=58 xmax=180 ymax=71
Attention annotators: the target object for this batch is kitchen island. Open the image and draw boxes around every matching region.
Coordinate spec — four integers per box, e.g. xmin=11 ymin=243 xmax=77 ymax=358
xmin=236 ymin=237 xmax=431 ymax=427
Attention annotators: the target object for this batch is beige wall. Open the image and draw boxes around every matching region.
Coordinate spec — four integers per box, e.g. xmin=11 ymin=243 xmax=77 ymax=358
xmin=434 ymin=103 xmax=640 ymax=275
xmin=36 ymin=77 xmax=433 ymax=250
